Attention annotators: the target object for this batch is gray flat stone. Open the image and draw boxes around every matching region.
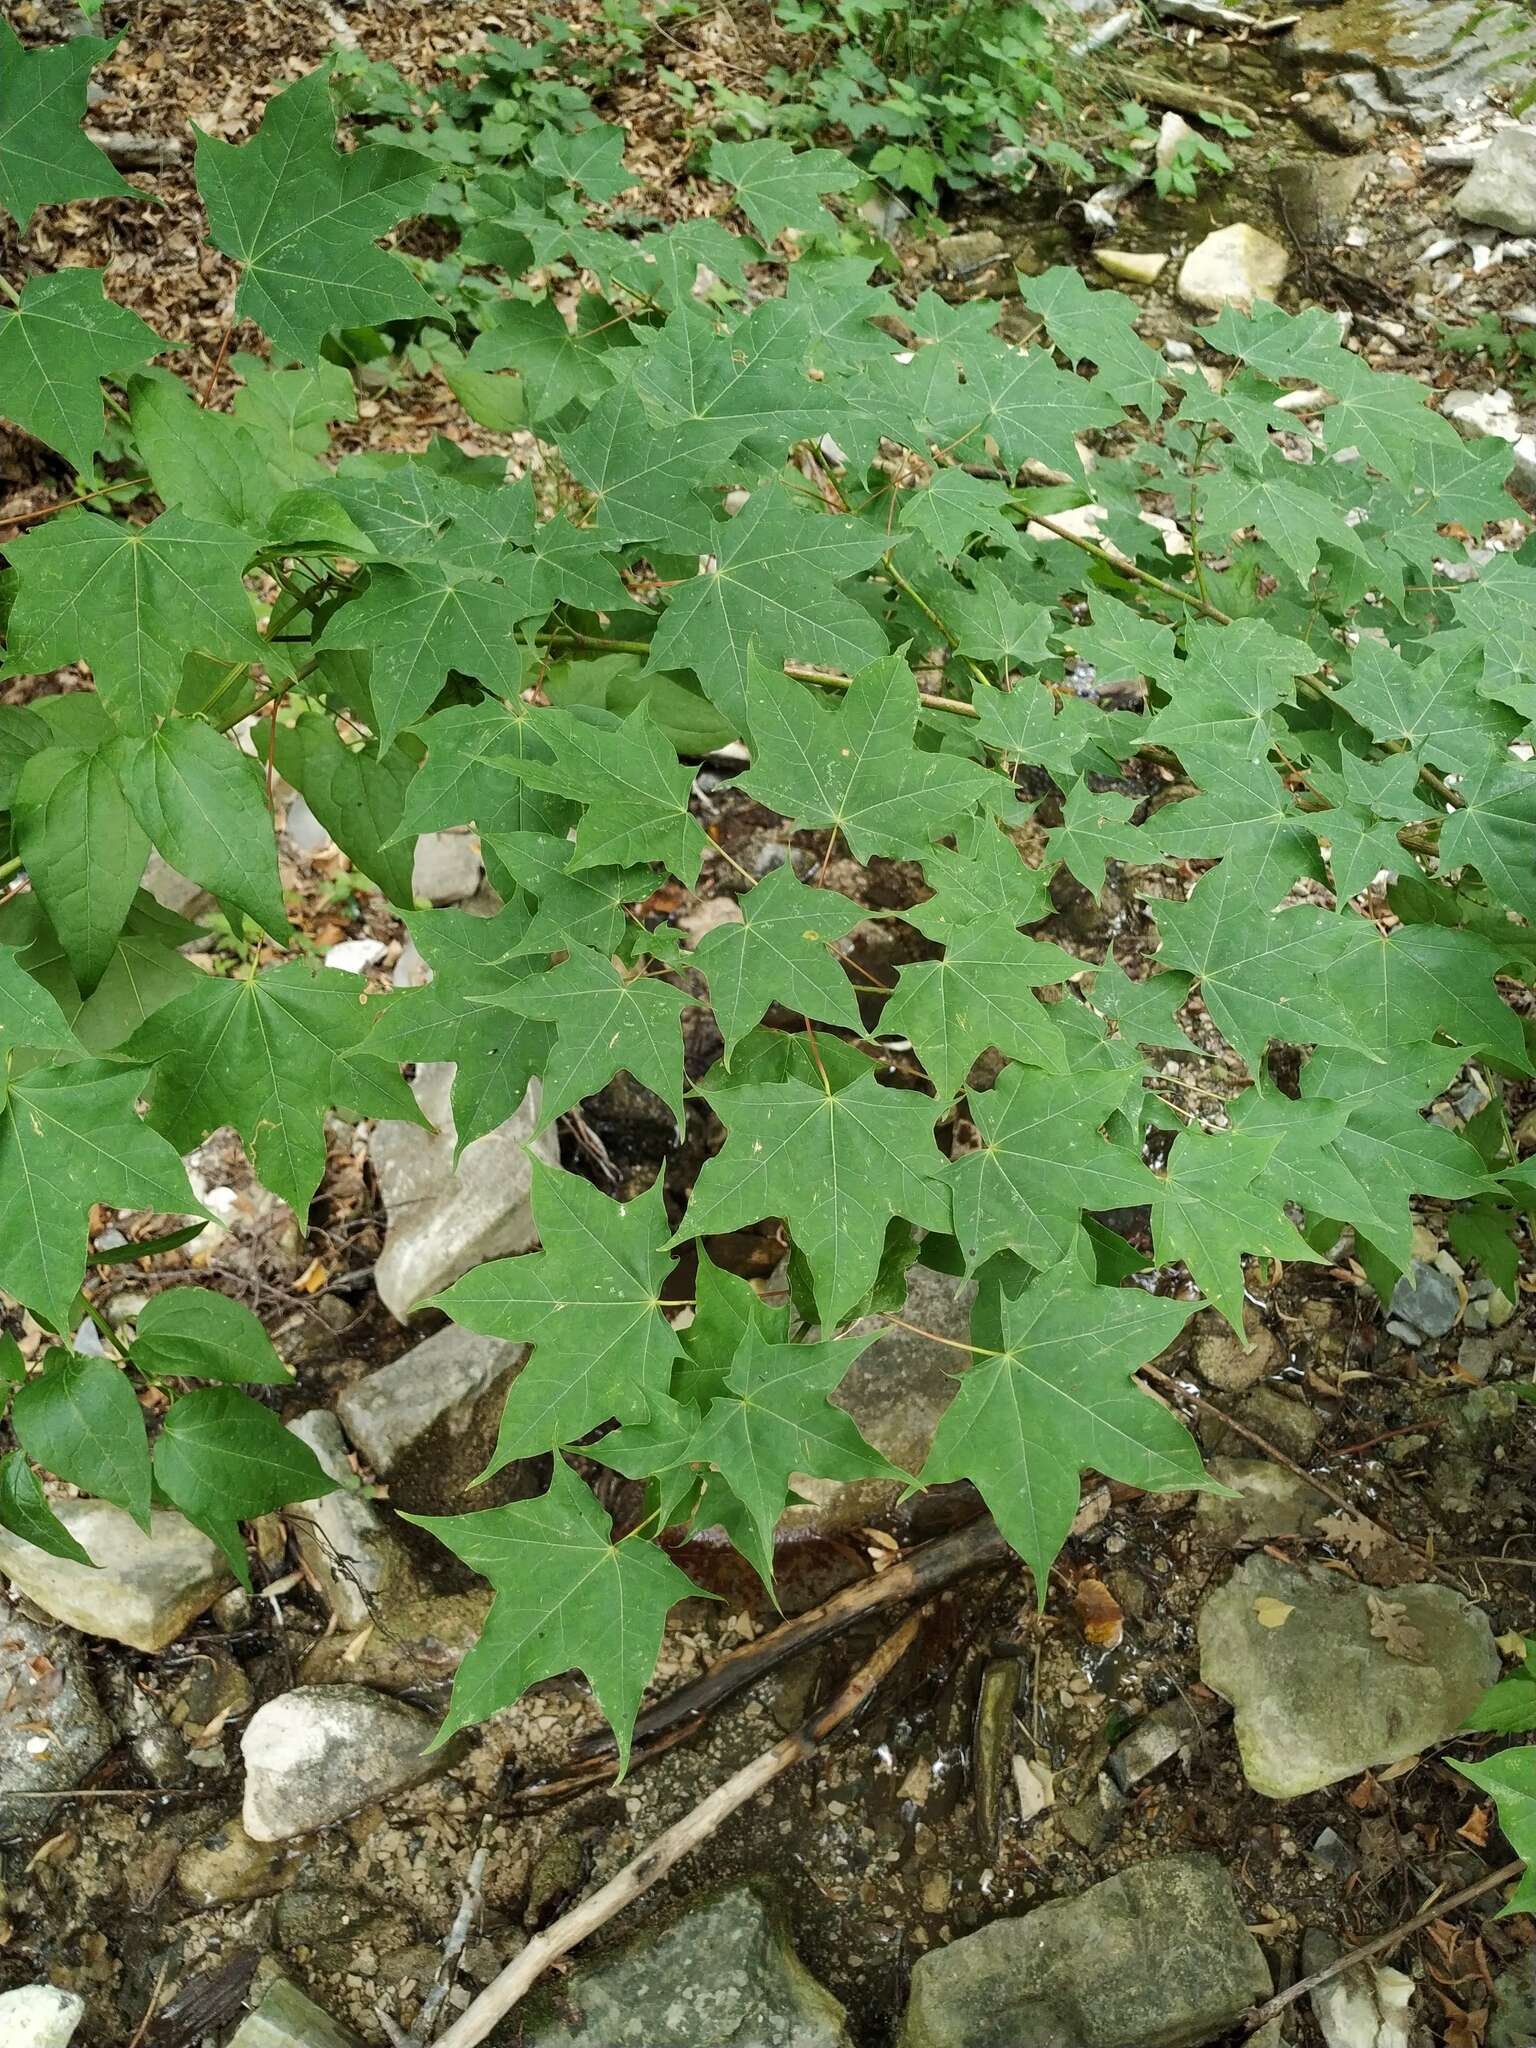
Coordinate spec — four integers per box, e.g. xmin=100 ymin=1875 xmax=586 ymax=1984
xmin=782 ymin=1263 xmax=974 ymax=1539
xmin=1198 ymin=1553 xmax=1499 ymax=1798
xmin=369 ymin=1062 xmax=557 ymax=1319
xmin=526 ymin=1884 xmax=851 ymax=2046
xmin=898 ymin=1853 xmax=1270 ymax=2048
xmin=0 ymin=1502 xmax=232 ymax=1653
xmin=1195 ymin=1458 xmax=1331 ymax=1547
xmin=412 ymin=830 xmax=483 ymax=905
xmin=1177 ymin=225 xmax=1288 ymax=313
xmin=0 ymin=1600 xmax=113 ymax=1840
xmin=1456 ymin=126 xmax=1536 ymax=234
xmin=241 ymin=1684 xmax=443 ymax=1841
xmin=227 ymin=1978 xmax=363 ymax=2048
xmin=0 ymin=1986 xmax=85 ymax=2047
xmin=0 ymin=1984 xmax=85 ymax=2047
xmin=337 ymin=1325 xmax=526 ymax=1478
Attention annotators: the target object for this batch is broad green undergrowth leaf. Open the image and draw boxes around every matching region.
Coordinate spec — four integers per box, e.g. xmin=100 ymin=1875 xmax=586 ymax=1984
xmin=132 ymin=1286 xmax=292 ymax=1384
xmin=153 ymin=1386 xmax=335 ymax=1584
xmin=0 ymin=1063 xmax=199 ymax=1328
xmin=14 ymin=746 xmax=151 ymax=994
xmin=112 ymin=718 xmax=289 ymax=936
xmin=0 ymin=1451 xmax=93 ymax=1564
xmin=501 ymin=945 xmax=692 ymax=1126
xmin=1454 ymin=1750 xmax=1536 ymax=1915
xmin=710 ymin=137 xmax=858 ymax=241
xmin=12 ymin=1354 xmax=151 ymax=1529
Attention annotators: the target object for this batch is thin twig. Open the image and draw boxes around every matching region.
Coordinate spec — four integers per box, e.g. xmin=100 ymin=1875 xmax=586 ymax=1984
xmin=127 ymin=1963 xmax=171 ymax=2048
xmin=433 ymin=1613 xmax=925 ymax=2048
xmin=404 ymin=1823 xmax=491 ymax=2043
xmin=1139 ymin=1365 xmax=1423 ymax=1567
xmin=1242 ymin=1858 xmax=1523 ymax=2032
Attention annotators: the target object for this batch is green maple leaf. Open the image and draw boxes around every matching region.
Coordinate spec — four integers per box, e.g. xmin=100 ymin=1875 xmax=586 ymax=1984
xmin=131 ymin=373 xmax=285 ymax=537
xmin=956 ymin=338 xmax=1123 ymax=477
xmin=368 ymin=906 xmax=552 ymax=1154
xmin=884 ymin=924 xmax=1073 ymax=1102
xmin=631 ymin=298 xmax=836 ymax=446
xmin=270 ymin=714 xmax=419 ymax=907
xmin=1020 ymin=267 xmax=1166 ymax=419
xmin=1206 ymin=301 xmax=1358 ymax=389
xmin=501 ymin=945 xmax=692 ymax=1126
xmin=740 ymin=653 xmax=1001 ymax=863
xmin=1440 ymin=763 xmax=1536 ymax=926
xmin=1044 ymin=778 xmax=1146 ymax=899
xmin=0 ymin=24 xmax=138 ymax=226
xmin=1148 ymin=1126 xmax=1324 ymax=1333
xmin=1447 ymin=556 xmax=1536 ymax=717
xmin=110 ymin=718 xmax=290 ymax=938
xmin=1235 ymin=1062 xmax=1488 ymax=1270
xmin=467 ymin=293 xmax=634 ymax=429
xmin=904 ymin=819 xmax=1051 ymax=943
xmin=4 ymin=510 xmax=265 ymax=734
xmin=499 ymin=704 xmax=707 ymax=882
xmin=1150 ymin=753 xmax=1323 ymax=907
xmin=530 ymin=120 xmax=634 ymax=202
xmin=1324 ymin=369 xmax=1463 ymax=490
xmin=692 ymin=862 xmax=865 ymax=1062
xmin=1304 ymin=751 xmax=1423 ymax=902
xmin=918 ymin=1272 xmax=1202 ymax=1589
xmin=1339 ymin=918 xmax=1528 ymax=1070
xmin=399 ymin=700 xmax=572 ymax=841
xmin=0 ymin=945 xmax=82 ymax=1057
xmin=1150 ymin=868 xmax=1378 ymax=1070
xmin=682 ymin=1318 xmax=897 ymax=1591
xmin=153 ymin=1387 xmax=336 ymax=1585
xmin=973 ymin=681 xmax=1131 ymax=786
xmin=681 ymin=1042 xmax=951 ymax=1326
xmin=1066 ymin=591 xmax=1177 ymax=692
xmin=710 ymin=138 xmax=858 ymax=240
xmin=405 ymin=1456 xmax=701 ymax=1767
xmin=946 ymin=567 xmax=1054 ymax=669
xmin=0 ymin=269 xmax=159 ymax=472
xmin=319 ymin=563 xmax=531 ymax=746
xmin=433 ymin=1166 xmax=684 ymax=1463
xmin=1204 ymin=464 xmax=1371 ymax=584
xmin=194 ymin=67 xmax=437 ymax=362
xmin=947 ymin=1061 xmax=1149 ymax=1269
xmin=564 ymin=384 xmax=735 ymax=550
xmin=646 ymin=489 xmax=889 ymax=728
xmin=898 ymin=467 xmax=1019 ymax=561
xmin=126 ymin=962 xmax=424 ymax=1220
xmin=230 ymin=353 xmax=356 ymax=484
xmin=1147 ymin=617 xmax=1318 ymax=765
xmin=1339 ymin=637 xmax=1515 ymax=776
xmin=0 ymin=1062 xmax=198 ymax=1326
xmin=484 ymin=830 xmax=653 ymax=955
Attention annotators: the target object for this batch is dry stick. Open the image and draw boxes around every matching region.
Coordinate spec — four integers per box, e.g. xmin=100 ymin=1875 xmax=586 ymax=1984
xmin=1242 ymin=1858 xmax=1523 ymax=2033
xmin=432 ymin=1613 xmax=925 ymax=2048
xmin=546 ymin=1511 xmax=1013 ymax=1783
xmin=406 ymin=1827 xmax=491 ymax=2044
